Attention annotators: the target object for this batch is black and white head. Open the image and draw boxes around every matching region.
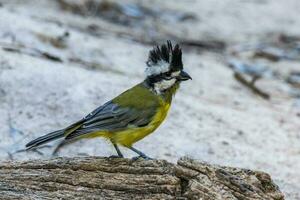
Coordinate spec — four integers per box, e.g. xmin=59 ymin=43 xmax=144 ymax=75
xmin=145 ymin=41 xmax=191 ymax=94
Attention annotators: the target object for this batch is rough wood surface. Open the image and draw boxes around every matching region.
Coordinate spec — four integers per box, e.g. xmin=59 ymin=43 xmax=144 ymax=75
xmin=0 ymin=157 xmax=284 ymax=200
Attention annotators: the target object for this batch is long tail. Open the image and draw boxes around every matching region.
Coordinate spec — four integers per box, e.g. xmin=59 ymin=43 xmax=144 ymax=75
xmin=25 ymin=129 xmax=65 ymax=150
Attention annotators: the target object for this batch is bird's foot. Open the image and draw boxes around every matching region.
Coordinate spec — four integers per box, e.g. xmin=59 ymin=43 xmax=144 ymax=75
xmin=131 ymin=155 xmax=153 ymax=161
xmin=108 ymin=155 xmax=124 ymax=159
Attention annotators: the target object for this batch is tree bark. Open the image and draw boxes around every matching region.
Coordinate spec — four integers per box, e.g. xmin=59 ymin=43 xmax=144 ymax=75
xmin=0 ymin=157 xmax=284 ymax=200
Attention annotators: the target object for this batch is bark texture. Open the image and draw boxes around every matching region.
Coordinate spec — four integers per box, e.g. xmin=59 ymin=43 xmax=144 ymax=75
xmin=0 ymin=157 xmax=284 ymax=200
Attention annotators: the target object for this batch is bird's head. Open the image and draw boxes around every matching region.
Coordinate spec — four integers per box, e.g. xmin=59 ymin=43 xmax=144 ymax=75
xmin=145 ymin=41 xmax=191 ymax=93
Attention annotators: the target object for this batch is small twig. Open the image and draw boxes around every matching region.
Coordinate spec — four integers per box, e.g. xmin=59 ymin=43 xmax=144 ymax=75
xmin=234 ymin=72 xmax=270 ymax=100
xmin=36 ymin=31 xmax=69 ymax=49
xmin=253 ymin=49 xmax=282 ymax=62
xmin=180 ymin=39 xmax=226 ymax=52
xmin=0 ymin=42 xmax=63 ymax=62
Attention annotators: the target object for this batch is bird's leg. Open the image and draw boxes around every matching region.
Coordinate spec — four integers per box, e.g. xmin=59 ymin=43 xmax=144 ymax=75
xmin=52 ymin=139 xmax=71 ymax=157
xmin=109 ymin=143 xmax=124 ymax=158
xmin=128 ymin=146 xmax=152 ymax=160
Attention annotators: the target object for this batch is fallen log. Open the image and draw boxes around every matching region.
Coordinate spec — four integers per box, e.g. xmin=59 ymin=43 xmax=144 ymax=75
xmin=0 ymin=157 xmax=284 ymax=200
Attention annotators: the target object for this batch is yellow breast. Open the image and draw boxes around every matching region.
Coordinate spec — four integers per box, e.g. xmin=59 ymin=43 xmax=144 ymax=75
xmin=113 ymin=101 xmax=171 ymax=147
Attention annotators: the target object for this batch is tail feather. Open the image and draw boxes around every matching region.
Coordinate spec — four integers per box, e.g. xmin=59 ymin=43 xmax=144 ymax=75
xmin=26 ymin=130 xmax=65 ymax=149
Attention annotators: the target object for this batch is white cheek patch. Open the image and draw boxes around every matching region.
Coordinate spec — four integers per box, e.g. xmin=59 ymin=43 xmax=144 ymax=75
xmin=171 ymin=71 xmax=180 ymax=77
xmin=145 ymin=61 xmax=170 ymax=76
xmin=154 ymin=78 xmax=176 ymax=94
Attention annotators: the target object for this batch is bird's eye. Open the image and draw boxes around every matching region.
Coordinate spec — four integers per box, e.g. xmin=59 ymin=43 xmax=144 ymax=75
xmin=163 ymin=72 xmax=173 ymax=80
xmin=165 ymin=72 xmax=172 ymax=77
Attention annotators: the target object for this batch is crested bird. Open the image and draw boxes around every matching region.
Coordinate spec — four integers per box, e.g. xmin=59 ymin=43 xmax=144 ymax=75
xmin=26 ymin=41 xmax=191 ymax=159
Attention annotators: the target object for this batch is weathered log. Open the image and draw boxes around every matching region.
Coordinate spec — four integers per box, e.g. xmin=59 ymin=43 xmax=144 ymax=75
xmin=0 ymin=157 xmax=284 ymax=200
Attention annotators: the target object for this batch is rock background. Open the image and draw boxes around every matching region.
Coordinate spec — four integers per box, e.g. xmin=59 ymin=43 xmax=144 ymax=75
xmin=0 ymin=0 xmax=300 ymax=199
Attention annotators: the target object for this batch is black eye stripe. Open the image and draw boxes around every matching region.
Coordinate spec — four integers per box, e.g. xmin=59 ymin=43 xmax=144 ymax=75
xmin=148 ymin=70 xmax=179 ymax=83
xmin=165 ymin=71 xmax=172 ymax=76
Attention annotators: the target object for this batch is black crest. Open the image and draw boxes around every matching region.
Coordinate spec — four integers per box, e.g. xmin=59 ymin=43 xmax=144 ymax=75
xmin=146 ymin=41 xmax=183 ymax=73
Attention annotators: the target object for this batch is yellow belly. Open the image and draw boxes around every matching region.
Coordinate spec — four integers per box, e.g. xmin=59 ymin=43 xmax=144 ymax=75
xmin=86 ymin=102 xmax=171 ymax=147
xmin=114 ymin=102 xmax=170 ymax=147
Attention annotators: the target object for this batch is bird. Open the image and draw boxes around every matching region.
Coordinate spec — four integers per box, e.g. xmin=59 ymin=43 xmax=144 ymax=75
xmin=25 ymin=41 xmax=192 ymax=159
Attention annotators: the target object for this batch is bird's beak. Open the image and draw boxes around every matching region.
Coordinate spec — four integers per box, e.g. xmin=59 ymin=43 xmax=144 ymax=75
xmin=178 ymin=70 xmax=192 ymax=81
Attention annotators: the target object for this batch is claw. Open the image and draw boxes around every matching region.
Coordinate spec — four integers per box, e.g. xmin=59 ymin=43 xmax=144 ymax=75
xmin=131 ymin=155 xmax=153 ymax=161
xmin=128 ymin=146 xmax=152 ymax=160
xmin=108 ymin=155 xmax=124 ymax=159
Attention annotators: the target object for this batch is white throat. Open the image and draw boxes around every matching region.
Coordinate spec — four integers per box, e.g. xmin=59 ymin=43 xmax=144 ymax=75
xmin=153 ymin=79 xmax=176 ymax=94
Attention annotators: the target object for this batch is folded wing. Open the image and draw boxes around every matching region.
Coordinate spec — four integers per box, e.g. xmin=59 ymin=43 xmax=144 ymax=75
xmin=65 ymin=101 xmax=156 ymax=140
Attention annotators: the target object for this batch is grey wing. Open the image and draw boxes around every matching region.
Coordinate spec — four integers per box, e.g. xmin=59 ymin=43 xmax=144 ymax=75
xmin=65 ymin=101 xmax=156 ymax=140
